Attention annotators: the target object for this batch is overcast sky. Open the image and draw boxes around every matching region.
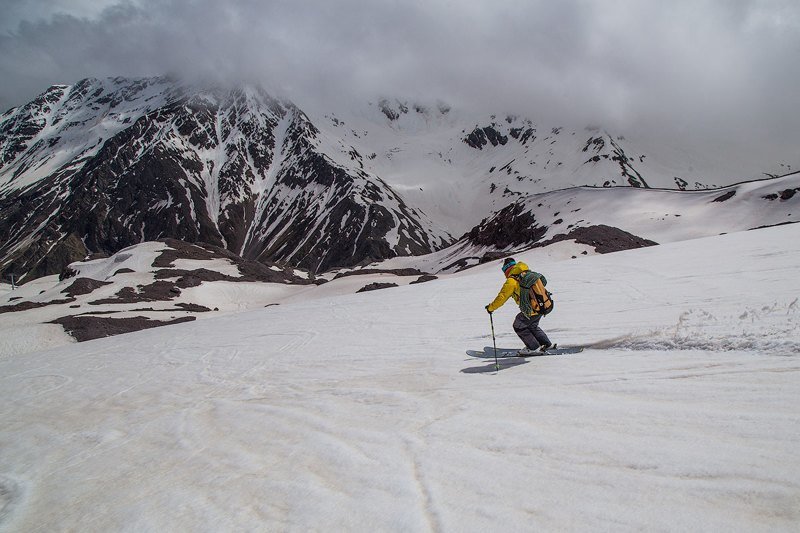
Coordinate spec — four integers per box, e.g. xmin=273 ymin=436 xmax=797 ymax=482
xmin=0 ymin=0 xmax=798 ymax=164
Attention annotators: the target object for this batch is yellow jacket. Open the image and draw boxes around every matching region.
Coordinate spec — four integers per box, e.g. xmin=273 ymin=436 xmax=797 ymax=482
xmin=486 ymin=261 xmax=529 ymax=313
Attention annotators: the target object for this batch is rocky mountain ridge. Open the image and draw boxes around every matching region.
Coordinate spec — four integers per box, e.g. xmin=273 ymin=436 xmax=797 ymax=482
xmin=1 ymin=77 xmax=793 ymax=285
xmin=0 ymin=77 xmax=450 ymax=283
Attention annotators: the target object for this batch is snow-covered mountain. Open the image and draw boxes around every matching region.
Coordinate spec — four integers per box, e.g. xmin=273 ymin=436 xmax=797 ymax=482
xmin=0 ymin=77 xmax=450 ymax=283
xmin=450 ymin=171 xmax=800 ymax=268
xmin=0 ymin=77 xmax=795 ymax=285
xmin=1 ymin=222 xmax=798 ymax=531
xmin=305 ymin=97 xmax=789 ymax=235
xmin=348 ymin=171 xmax=800 ymax=274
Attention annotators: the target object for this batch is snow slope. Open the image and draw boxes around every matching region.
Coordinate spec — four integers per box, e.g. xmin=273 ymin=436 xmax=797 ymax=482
xmin=1 ymin=224 xmax=799 ymax=531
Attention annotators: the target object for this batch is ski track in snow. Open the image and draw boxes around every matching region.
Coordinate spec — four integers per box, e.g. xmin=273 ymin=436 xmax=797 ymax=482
xmin=584 ymin=302 xmax=800 ymax=355
xmin=0 ymin=225 xmax=799 ymax=531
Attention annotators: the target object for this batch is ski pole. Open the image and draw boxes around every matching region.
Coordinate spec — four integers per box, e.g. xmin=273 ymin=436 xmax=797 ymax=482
xmin=489 ymin=312 xmax=499 ymax=371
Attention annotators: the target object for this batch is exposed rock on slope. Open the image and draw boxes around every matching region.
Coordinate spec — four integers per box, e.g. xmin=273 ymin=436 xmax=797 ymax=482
xmin=0 ymin=239 xmax=317 ymax=342
xmin=0 ymin=78 xmax=452 ymax=283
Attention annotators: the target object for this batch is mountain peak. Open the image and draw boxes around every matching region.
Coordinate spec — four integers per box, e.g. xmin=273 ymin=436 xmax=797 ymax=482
xmin=0 ymin=77 xmax=453 ymax=283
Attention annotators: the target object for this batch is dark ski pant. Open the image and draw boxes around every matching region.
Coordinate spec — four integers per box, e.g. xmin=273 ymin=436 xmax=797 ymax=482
xmin=513 ymin=312 xmax=551 ymax=349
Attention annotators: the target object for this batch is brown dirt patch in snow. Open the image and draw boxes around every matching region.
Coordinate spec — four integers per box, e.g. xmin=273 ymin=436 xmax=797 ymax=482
xmin=174 ymin=302 xmax=212 ymax=312
xmin=333 ymin=268 xmax=425 ymax=280
xmin=538 ymin=225 xmax=658 ymax=254
xmin=712 ymin=191 xmax=736 ymax=202
xmin=357 ymin=282 xmax=399 ymax=293
xmin=152 ymin=239 xmax=234 ymax=268
xmin=0 ymin=298 xmax=76 ymax=314
xmin=88 ymin=281 xmax=180 ymax=305
xmin=51 ymin=315 xmax=196 ymax=342
xmin=62 ymin=277 xmax=113 ymax=298
xmin=152 ymin=239 xmax=314 ymax=285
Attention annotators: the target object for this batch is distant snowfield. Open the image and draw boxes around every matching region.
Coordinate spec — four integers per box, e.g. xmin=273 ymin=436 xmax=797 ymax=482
xmin=1 ymin=224 xmax=799 ymax=531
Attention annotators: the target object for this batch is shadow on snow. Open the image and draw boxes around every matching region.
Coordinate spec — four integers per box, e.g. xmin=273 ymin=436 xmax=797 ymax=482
xmin=461 ymin=358 xmax=529 ymax=374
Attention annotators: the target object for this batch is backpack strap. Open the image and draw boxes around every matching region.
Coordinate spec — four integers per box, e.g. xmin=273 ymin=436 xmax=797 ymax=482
xmin=516 ymin=270 xmax=552 ymax=315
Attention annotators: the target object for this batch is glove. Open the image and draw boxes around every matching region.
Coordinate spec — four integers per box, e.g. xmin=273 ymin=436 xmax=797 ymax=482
xmin=485 ymin=305 xmax=493 ymax=314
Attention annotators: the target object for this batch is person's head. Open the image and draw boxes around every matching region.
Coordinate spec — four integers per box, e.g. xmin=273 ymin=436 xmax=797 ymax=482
xmin=501 ymin=258 xmax=516 ymax=276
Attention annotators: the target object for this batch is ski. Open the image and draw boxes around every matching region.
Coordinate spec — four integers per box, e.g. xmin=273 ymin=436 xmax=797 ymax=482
xmin=467 ymin=349 xmax=520 ymax=359
xmin=467 ymin=346 xmax=584 ymax=358
xmin=485 ymin=345 xmax=584 ymax=355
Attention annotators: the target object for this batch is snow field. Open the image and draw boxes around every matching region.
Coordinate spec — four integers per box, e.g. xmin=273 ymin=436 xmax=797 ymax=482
xmin=0 ymin=224 xmax=799 ymax=531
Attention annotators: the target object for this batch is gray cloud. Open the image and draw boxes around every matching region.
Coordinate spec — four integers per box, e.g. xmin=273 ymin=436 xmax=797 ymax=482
xmin=1 ymin=0 xmax=798 ymax=168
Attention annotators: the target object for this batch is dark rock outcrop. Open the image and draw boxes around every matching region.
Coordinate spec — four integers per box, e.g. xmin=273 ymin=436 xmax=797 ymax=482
xmin=357 ymin=282 xmax=398 ymax=293
xmin=466 ymin=203 xmax=547 ymax=248
xmin=63 ymin=278 xmax=112 ymax=298
xmin=537 ymin=225 xmax=658 ymax=254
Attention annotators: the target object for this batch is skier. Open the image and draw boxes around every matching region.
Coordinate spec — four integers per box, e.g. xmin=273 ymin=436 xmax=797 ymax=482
xmin=485 ymin=257 xmax=553 ymax=355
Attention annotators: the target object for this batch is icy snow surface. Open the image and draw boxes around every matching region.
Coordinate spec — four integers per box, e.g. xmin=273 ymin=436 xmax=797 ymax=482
xmin=1 ymin=224 xmax=799 ymax=531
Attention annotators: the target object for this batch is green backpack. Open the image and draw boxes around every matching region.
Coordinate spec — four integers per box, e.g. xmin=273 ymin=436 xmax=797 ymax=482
xmin=513 ymin=270 xmax=554 ymax=317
